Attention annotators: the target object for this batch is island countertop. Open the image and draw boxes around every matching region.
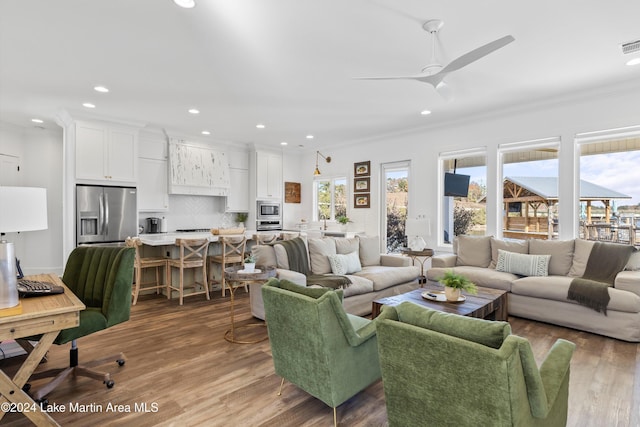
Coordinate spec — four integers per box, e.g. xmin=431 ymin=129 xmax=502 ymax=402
xmin=137 ymin=230 xmax=283 ymax=246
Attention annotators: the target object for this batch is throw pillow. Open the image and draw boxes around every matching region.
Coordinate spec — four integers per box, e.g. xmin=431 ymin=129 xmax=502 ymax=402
xmin=273 ymin=244 xmax=290 ymax=270
xmin=358 ymin=235 xmax=381 ymax=266
xmin=529 ymin=239 xmax=575 ymax=276
xmin=334 ymin=237 xmax=359 ymax=255
xmin=568 ymin=239 xmax=595 ymax=277
xmin=328 ymin=251 xmax=362 ymax=275
xmin=455 ymin=235 xmax=492 ymax=267
xmin=251 ymin=245 xmax=277 ymax=267
xmin=489 ymin=238 xmax=528 ymax=269
xmin=625 ymin=249 xmax=640 ymax=271
xmin=496 ymin=249 xmax=550 ymax=277
xmin=308 ymin=238 xmax=337 ymax=274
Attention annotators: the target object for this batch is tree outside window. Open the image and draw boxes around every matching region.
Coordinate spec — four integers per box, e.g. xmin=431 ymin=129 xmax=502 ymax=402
xmin=315 ymin=177 xmax=347 ymax=220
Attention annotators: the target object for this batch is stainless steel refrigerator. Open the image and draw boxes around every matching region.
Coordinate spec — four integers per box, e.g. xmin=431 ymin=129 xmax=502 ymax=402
xmin=76 ymin=185 xmax=137 ymax=245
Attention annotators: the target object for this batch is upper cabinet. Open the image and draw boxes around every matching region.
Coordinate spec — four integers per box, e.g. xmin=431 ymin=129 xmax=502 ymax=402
xmin=256 ymin=150 xmax=282 ymax=199
xmin=168 ymin=140 xmax=230 ymax=196
xmin=138 ymin=131 xmax=169 ymax=212
xmin=226 ymin=151 xmax=249 ymax=212
xmin=75 ymin=121 xmax=138 ymax=183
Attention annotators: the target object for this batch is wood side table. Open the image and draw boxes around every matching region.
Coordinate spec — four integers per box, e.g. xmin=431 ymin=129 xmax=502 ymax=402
xmin=223 ymin=265 xmax=276 ymax=344
xmin=400 ymin=248 xmax=434 ymax=285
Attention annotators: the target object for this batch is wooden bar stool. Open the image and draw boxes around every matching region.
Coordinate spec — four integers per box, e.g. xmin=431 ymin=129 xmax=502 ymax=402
xmin=208 ymin=235 xmax=247 ymax=297
xmin=126 ymin=237 xmax=167 ymax=305
xmin=166 ymin=238 xmax=210 ymax=305
xmin=253 ymin=233 xmax=279 ymax=245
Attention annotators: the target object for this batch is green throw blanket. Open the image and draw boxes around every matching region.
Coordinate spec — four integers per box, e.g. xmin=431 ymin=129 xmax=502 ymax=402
xmin=567 ymin=242 xmax=634 ymax=315
xmin=277 ymin=238 xmax=351 ymax=290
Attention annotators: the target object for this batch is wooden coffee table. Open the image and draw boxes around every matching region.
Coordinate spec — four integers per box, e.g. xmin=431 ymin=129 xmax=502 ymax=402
xmin=371 ymin=283 xmax=508 ymax=321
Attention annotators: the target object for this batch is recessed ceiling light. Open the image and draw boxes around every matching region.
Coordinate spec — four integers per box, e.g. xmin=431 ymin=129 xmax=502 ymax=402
xmin=256 ymin=123 xmax=265 ymax=129
xmin=83 ymin=103 xmax=96 ymax=109
xmin=31 ymin=118 xmax=44 ymax=124
xmin=201 ymin=131 xmax=211 ymax=135
xmin=94 ymin=85 xmax=109 ymax=93
xmin=188 ymin=108 xmax=200 ymax=114
xmin=421 ymin=110 xmax=432 ymax=115
xmin=280 ymin=142 xmax=288 ymax=146
xmin=627 ymin=57 xmax=640 ymax=66
xmin=306 ymin=135 xmax=314 ymax=139
xmin=173 ymin=0 xmax=195 ymax=8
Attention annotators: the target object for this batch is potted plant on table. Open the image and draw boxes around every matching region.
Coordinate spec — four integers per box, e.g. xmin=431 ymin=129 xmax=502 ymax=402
xmin=243 ymin=254 xmax=256 ymax=273
xmin=437 ymin=270 xmax=477 ymax=302
xmin=336 ymin=215 xmax=351 ymax=232
xmin=236 ymin=212 xmax=248 ymax=228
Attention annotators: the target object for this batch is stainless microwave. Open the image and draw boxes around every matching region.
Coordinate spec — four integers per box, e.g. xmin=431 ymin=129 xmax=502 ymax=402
xmin=257 ymin=200 xmax=281 ymax=220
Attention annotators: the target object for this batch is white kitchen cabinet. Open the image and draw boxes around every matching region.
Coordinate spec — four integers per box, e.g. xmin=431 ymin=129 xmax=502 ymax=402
xmin=138 ymin=158 xmax=169 ymax=212
xmin=256 ymin=151 xmax=282 ymax=199
xmin=226 ymin=167 xmax=249 ymax=212
xmin=75 ymin=121 xmax=137 ymax=183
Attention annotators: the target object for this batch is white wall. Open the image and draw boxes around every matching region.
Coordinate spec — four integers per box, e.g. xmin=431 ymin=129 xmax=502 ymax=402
xmin=297 ymin=83 xmax=640 ymax=251
xmin=0 ymin=123 xmax=64 ymax=274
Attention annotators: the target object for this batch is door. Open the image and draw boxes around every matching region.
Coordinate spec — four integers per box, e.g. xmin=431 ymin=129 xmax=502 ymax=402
xmin=103 ymin=186 xmax=137 ymax=242
xmin=381 ymin=161 xmax=410 ymax=253
xmin=0 ymin=154 xmax=20 ymax=185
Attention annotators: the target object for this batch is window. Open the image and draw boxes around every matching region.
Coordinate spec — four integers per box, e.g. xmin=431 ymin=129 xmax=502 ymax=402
xmin=439 ymin=149 xmax=487 ymax=245
xmin=314 ymin=177 xmax=347 ymax=221
xmin=381 ymin=161 xmax=410 ymax=253
xmin=577 ymin=129 xmax=640 ymax=246
xmin=499 ymin=138 xmax=560 ymax=240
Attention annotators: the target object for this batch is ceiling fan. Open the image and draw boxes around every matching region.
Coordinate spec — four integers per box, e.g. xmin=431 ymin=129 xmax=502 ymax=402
xmin=355 ymin=19 xmax=515 ymax=101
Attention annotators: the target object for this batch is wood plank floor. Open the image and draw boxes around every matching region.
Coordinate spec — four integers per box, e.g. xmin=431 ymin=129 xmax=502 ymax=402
xmin=2 ymin=291 xmax=639 ymax=426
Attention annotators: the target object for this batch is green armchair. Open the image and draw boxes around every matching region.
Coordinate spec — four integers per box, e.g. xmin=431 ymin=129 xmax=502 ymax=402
xmin=376 ymin=302 xmax=575 ymax=427
xmin=262 ymin=278 xmax=382 ymax=426
xmin=27 ymin=246 xmax=135 ymax=402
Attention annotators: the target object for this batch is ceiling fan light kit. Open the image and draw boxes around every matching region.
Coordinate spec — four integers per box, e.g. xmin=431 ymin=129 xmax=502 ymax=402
xmin=355 ymin=19 xmax=515 ymax=101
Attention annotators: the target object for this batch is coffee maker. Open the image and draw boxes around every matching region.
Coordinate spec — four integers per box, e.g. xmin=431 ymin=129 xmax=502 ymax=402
xmin=146 ymin=217 xmax=162 ymax=234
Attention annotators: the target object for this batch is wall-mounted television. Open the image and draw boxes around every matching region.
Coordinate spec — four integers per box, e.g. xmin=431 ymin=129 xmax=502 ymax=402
xmin=444 ymin=172 xmax=470 ymax=197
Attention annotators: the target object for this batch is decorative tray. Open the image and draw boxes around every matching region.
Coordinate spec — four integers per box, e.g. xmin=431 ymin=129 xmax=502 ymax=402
xmin=421 ymin=290 xmax=466 ymax=303
xmin=238 ymin=268 xmax=262 ymax=274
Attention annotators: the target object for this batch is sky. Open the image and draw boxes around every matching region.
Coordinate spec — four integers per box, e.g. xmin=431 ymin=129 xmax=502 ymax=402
xmin=461 ymin=151 xmax=640 ymax=207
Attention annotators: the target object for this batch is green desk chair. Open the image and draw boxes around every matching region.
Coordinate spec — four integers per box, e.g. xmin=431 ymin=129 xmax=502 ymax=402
xmin=376 ymin=302 xmax=576 ymax=427
xmin=26 ymin=246 xmax=135 ymax=403
xmin=262 ymin=278 xmax=382 ymax=427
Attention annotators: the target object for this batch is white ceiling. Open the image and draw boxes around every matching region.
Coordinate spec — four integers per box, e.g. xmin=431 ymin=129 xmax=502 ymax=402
xmin=2 ymin=0 xmax=640 ymax=151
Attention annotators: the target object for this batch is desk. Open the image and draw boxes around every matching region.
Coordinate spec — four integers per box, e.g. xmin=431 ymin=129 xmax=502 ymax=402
xmin=224 ymin=266 xmax=276 ymax=344
xmin=0 ymin=274 xmax=85 ymax=426
xmin=400 ymin=248 xmax=434 ymax=285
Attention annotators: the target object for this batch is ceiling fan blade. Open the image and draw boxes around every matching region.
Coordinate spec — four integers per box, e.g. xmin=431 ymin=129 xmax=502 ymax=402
xmin=353 ymin=75 xmax=430 ymax=82
xmin=439 ymin=35 xmax=515 ymax=75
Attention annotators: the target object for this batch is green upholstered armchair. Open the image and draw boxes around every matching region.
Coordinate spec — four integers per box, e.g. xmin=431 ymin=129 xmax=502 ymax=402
xmin=27 ymin=246 xmax=135 ymax=402
xmin=262 ymin=278 xmax=383 ymax=427
xmin=376 ymin=302 xmax=575 ymax=427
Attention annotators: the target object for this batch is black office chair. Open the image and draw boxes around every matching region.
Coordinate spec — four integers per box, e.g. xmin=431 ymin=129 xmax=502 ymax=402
xmin=25 ymin=246 xmax=135 ymax=402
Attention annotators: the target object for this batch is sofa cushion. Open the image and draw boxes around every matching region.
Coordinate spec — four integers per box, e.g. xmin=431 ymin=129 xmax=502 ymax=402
xmin=308 ymin=238 xmax=337 ymax=274
xmin=334 ymin=237 xmax=359 ymax=255
xmin=342 ymin=275 xmax=374 ymax=297
xmin=252 ymin=245 xmax=278 ymax=267
xmin=327 ymin=251 xmax=362 ymax=275
xmin=273 ymin=244 xmax=290 ymax=269
xmin=395 ymin=301 xmax=511 ymax=349
xmin=358 ymin=235 xmax=381 ymax=266
xmin=568 ymin=239 xmax=595 ymax=277
xmin=427 ymin=266 xmax=517 ymax=292
xmin=354 ymin=265 xmax=419 ymax=291
xmin=455 ymin=235 xmax=492 ymax=268
xmin=511 ymin=276 xmax=640 ymax=313
xmin=489 ymin=238 xmax=528 ymax=269
xmin=625 ymin=250 xmax=640 ymax=271
xmin=528 ymin=239 xmax=575 ymax=276
xmin=496 ymin=250 xmax=550 ymax=277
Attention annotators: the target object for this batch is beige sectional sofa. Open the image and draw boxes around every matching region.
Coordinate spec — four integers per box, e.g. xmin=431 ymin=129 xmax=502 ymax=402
xmin=250 ymin=235 xmax=420 ymax=319
xmin=427 ymin=235 xmax=640 ymax=342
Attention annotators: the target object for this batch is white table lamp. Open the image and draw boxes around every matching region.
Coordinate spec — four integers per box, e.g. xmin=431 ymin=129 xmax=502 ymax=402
xmin=405 ymin=218 xmax=431 ymax=251
xmin=0 ymin=187 xmax=48 ymax=309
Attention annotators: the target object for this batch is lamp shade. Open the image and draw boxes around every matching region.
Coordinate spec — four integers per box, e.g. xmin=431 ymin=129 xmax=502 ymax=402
xmin=0 ymin=187 xmax=48 ymax=233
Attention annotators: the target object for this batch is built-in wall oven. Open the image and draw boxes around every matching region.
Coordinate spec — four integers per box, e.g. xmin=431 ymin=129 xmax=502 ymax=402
xmin=256 ymin=200 xmax=282 ymax=231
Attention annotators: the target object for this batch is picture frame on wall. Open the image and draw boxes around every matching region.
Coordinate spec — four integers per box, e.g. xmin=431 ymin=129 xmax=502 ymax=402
xmin=354 ymin=177 xmax=370 ymax=193
xmin=354 ymin=193 xmax=370 ymax=208
xmin=284 ymin=182 xmax=301 ymax=203
xmin=354 ymin=161 xmax=370 ymax=177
